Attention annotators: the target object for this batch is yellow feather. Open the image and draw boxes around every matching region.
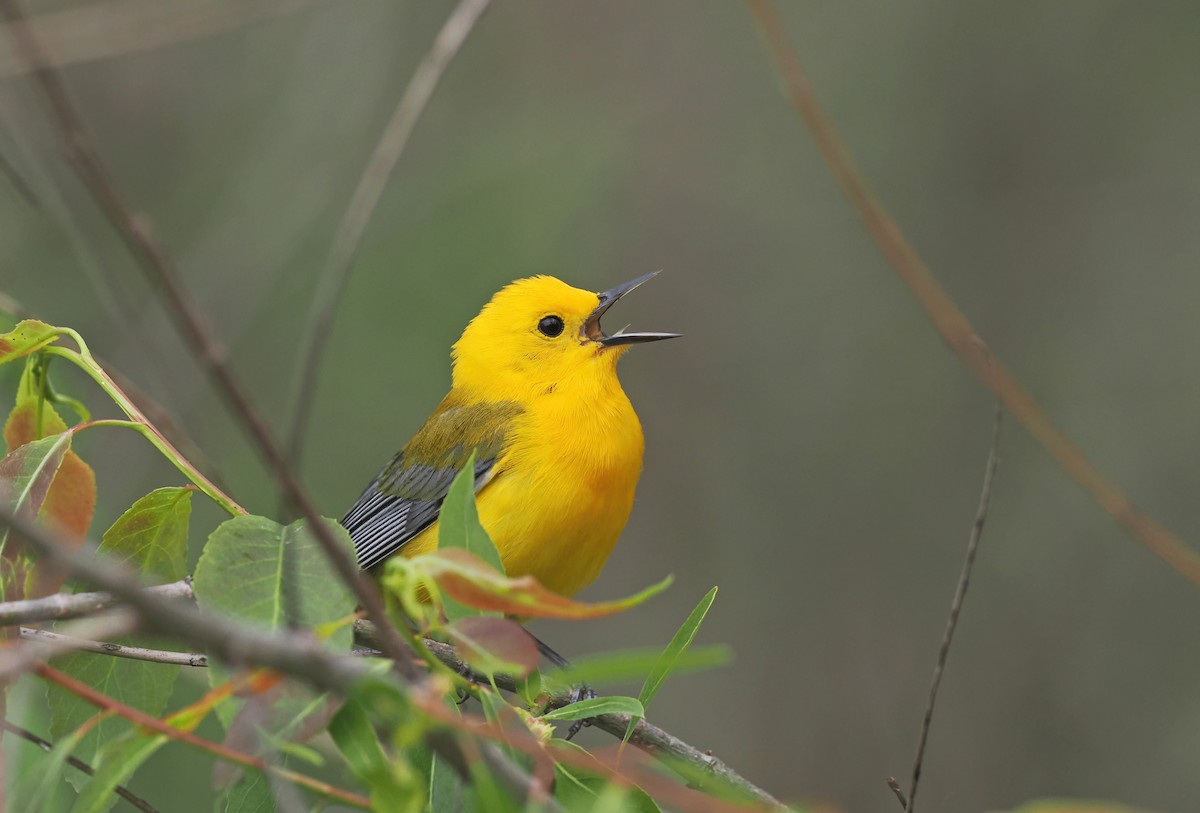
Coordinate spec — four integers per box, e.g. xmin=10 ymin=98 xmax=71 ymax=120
xmin=353 ymin=274 xmax=673 ymax=597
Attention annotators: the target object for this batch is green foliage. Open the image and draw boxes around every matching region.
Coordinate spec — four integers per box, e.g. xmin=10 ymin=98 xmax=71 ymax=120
xmin=330 ymin=697 xmax=422 ymax=812
xmin=2 ymin=322 xmax=734 ymax=812
xmin=46 ymin=487 xmax=194 ymax=789
xmin=71 ymin=731 xmax=167 ymax=813
xmin=624 ymin=586 xmax=718 ymax=743
xmin=438 ymin=451 xmax=505 ymax=575
xmin=10 ymin=721 xmax=90 ymax=813
xmin=94 ymin=487 xmax=191 ymax=582
xmin=552 ymin=742 xmax=661 ymax=813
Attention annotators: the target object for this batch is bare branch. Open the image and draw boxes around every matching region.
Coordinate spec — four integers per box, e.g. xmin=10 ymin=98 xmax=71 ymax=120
xmin=19 ymin=626 xmax=208 ymax=667
xmin=2 ymin=720 xmax=162 ymax=813
xmin=745 ymin=0 xmax=1200 ymax=587
xmin=886 ymin=776 xmax=908 ymax=810
xmin=0 ymin=0 xmax=417 ymax=678
xmin=0 ymin=504 xmax=583 ymax=809
xmin=283 ymin=0 xmax=493 ymax=474
xmin=0 ymin=609 xmax=137 ymax=679
xmin=903 ymin=406 xmax=1002 ymax=812
xmin=0 ymin=578 xmax=192 ymax=626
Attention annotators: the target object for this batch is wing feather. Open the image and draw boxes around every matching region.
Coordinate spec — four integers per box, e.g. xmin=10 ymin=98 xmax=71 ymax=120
xmin=342 ymin=399 xmax=521 ymax=571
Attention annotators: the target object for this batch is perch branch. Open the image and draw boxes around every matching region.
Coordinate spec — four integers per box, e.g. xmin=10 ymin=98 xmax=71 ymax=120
xmin=0 ymin=505 xmax=607 ymax=809
xmin=745 ymin=0 xmax=1200 ymax=587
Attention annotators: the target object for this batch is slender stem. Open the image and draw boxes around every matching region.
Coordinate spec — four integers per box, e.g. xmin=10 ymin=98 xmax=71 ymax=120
xmin=2 ymin=720 xmax=161 ymax=813
xmin=283 ymin=0 xmax=493 ymax=478
xmin=35 ymin=663 xmax=372 ymax=810
xmin=41 ymin=345 xmax=244 ymax=516
xmin=904 ymin=407 xmax=1002 ymax=813
xmin=745 ymin=0 xmax=1200 ymax=587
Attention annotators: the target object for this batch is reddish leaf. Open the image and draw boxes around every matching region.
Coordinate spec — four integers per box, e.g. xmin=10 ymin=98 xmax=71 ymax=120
xmin=3 ymin=364 xmax=96 ymax=596
xmin=416 ymin=549 xmax=671 ymax=620
xmin=445 ymin=616 xmax=540 ymax=677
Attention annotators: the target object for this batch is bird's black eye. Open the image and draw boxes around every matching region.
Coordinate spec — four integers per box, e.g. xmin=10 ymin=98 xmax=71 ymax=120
xmin=537 ymin=315 xmax=565 ymax=337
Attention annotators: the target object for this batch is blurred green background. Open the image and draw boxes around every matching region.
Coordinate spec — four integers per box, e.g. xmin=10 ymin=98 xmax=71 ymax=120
xmin=3 ymin=1 xmax=1199 ymax=810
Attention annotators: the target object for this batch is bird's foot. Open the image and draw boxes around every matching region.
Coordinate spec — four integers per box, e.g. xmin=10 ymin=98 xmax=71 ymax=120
xmin=564 ymin=683 xmax=598 ymax=741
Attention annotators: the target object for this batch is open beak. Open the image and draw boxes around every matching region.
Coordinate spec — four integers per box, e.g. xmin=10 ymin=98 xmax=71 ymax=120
xmin=582 ymin=270 xmax=681 ymax=347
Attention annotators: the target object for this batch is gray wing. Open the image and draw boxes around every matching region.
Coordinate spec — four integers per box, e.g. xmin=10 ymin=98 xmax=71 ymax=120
xmin=341 ymin=400 xmax=519 ymax=571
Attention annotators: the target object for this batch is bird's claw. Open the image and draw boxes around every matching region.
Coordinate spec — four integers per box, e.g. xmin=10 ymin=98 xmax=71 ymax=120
xmin=564 ymin=683 xmax=598 ymax=741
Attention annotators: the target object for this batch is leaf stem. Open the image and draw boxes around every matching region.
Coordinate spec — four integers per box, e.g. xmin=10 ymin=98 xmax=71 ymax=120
xmin=41 ymin=345 xmax=244 ymax=517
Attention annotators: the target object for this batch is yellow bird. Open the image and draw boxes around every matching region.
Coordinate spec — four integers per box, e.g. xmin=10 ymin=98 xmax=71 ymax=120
xmin=342 ymin=272 xmax=677 ymax=597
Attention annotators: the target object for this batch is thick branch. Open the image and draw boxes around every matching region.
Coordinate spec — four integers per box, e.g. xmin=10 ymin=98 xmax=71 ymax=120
xmin=0 ymin=578 xmax=192 ymax=625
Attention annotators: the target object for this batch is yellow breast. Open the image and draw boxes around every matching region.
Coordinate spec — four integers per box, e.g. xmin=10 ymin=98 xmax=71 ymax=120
xmin=402 ymin=384 xmax=645 ymax=597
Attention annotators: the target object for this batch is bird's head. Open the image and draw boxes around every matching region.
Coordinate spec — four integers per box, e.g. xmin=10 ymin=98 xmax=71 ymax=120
xmin=451 ymin=272 xmax=678 ymax=399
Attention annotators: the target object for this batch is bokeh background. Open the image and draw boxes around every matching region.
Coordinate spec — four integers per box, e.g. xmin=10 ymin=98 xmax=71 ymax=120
xmin=3 ymin=1 xmax=1199 ymax=810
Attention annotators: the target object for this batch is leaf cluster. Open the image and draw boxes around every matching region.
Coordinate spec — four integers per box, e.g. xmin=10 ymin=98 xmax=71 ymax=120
xmin=0 ymin=321 xmax=741 ymax=813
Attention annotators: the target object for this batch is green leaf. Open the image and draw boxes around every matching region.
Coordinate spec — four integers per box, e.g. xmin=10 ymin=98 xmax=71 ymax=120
xmin=194 ymin=514 xmax=356 ymax=634
xmin=47 ymin=488 xmax=194 ymax=789
xmin=545 ymin=644 xmax=731 ymax=690
xmin=46 ymin=647 xmax=175 ymax=793
xmin=10 ymin=721 xmax=90 ymax=813
xmin=95 ymin=487 xmax=192 ymax=582
xmin=552 ymin=741 xmax=661 ymax=813
xmin=193 ymin=515 xmax=357 ymax=725
xmin=540 ymin=695 xmax=644 ymax=722
xmin=623 ymin=586 xmax=717 ymax=742
xmin=438 ymin=451 xmax=505 ymax=575
xmin=0 ymin=320 xmax=59 ymax=366
xmin=70 ymin=730 xmax=167 ymax=813
xmin=221 ymin=769 xmax=276 ymax=813
xmin=329 ymin=697 xmax=420 ymax=812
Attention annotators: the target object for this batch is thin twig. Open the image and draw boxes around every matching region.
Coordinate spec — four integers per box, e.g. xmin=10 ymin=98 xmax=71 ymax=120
xmin=903 ymin=406 xmax=1002 ymax=812
xmin=0 ymin=578 xmax=193 ymax=625
xmin=35 ymin=662 xmax=373 ymax=810
xmin=886 ymin=777 xmax=908 ymax=810
xmin=745 ymin=0 xmax=1200 ymax=587
xmin=19 ymin=626 xmax=208 ymax=666
xmin=0 ymin=504 xmax=581 ymax=810
xmin=0 ymin=0 xmax=417 ymax=679
xmin=2 ymin=720 xmax=161 ymax=813
xmin=282 ymin=0 xmax=493 ymax=476
xmin=0 ymin=610 xmax=138 ymax=680
xmin=0 ymin=286 xmax=229 ymax=497
xmin=356 ymin=622 xmax=785 ymax=807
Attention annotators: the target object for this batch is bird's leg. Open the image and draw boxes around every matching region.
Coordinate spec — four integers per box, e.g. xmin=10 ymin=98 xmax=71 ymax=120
xmin=526 ymin=630 xmax=597 ymax=741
